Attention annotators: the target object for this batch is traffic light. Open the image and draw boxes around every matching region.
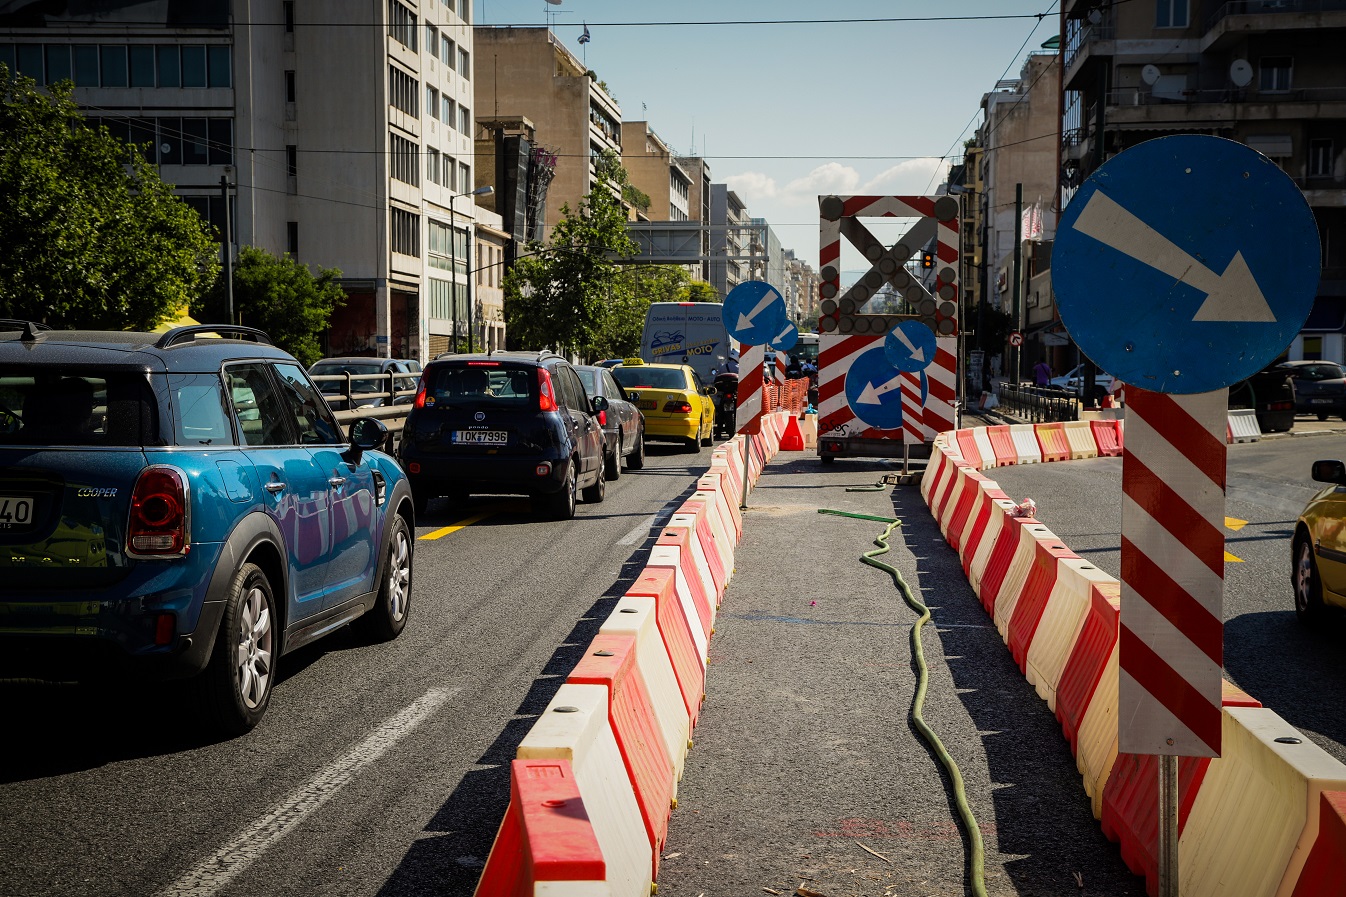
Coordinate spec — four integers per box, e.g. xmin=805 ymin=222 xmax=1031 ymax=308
xmin=920 ymin=251 xmax=934 ymax=270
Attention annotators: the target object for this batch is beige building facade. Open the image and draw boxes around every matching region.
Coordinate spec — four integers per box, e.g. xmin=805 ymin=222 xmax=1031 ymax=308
xmin=472 ymin=27 xmax=622 ymax=239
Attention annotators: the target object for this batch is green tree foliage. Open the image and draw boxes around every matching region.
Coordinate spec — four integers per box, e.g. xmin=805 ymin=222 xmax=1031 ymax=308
xmin=0 ymin=68 xmax=219 ymax=330
xmin=194 ymin=246 xmax=345 ymax=367
xmin=681 ymin=280 xmax=719 ymax=303
xmin=504 ymin=149 xmax=638 ymax=357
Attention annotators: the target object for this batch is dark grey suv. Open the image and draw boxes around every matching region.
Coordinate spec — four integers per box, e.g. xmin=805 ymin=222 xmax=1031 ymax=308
xmin=397 ymin=352 xmax=609 ymax=519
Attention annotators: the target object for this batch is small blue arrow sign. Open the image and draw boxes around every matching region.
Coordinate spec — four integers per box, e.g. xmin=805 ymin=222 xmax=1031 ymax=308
xmin=884 ymin=320 xmax=938 ymax=373
xmin=769 ymin=320 xmax=799 ymax=352
xmin=846 ymin=347 xmax=913 ymax=431
xmin=723 ymin=281 xmax=789 ymax=346
xmin=1053 ymin=135 xmax=1320 ymax=394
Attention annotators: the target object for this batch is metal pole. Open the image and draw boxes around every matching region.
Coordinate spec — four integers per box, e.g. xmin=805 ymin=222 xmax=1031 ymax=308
xmin=739 ymin=435 xmax=751 ymax=511
xmin=221 ymin=174 xmax=234 ymax=324
xmin=466 ymin=223 xmax=475 ymax=353
xmin=1013 ymin=182 xmax=1023 ymax=386
xmin=449 ymin=194 xmax=458 ymax=352
xmin=1158 ymin=755 xmax=1179 ymax=897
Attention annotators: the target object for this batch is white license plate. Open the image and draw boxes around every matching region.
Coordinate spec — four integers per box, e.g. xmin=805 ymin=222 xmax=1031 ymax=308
xmin=453 ymin=430 xmax=508 ymax=445
xmin=0 ymin=495 xmax=35 ymax=530
xmin=1311 ymin=398 xmax=1334 ymax=404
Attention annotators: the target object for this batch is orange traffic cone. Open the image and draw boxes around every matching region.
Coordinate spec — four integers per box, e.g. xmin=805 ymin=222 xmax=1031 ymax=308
xmin=780 ymin=414 xmax=805 ymax=451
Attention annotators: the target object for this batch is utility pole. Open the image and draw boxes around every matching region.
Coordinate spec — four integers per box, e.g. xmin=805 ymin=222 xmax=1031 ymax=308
xmin=1013 ymin=182 xmax=1023 ymax=386
xmin=221 ymin=173 xmax=234 ymax=324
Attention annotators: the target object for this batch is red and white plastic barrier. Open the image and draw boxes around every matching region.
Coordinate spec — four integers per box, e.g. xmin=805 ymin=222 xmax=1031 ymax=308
xmin=476 ymin=419 xmax=790 ymax=896
xmin=922 ymin=422 xmax=1346 ymax=897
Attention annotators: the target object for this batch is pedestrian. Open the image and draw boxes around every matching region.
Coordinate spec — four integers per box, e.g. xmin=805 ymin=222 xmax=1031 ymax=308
xmin=1033 ymin=358 xmax=1052 ymax=387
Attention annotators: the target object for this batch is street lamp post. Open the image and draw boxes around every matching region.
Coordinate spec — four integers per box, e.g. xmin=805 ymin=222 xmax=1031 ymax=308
xmin=449 ymin=185 xmax=494 ymax=353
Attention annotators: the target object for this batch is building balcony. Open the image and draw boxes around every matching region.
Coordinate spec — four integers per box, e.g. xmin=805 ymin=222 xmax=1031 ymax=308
xmin=1203 ymin=0 xmax=1346 ymax=51
xmin=1063 ymin=19 xmax=1115 ymax=90
xmin=1102 ymin=85 xmax=1346 ymax=125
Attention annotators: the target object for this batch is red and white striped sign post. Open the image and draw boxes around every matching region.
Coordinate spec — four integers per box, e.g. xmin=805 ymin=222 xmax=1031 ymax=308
xmin=736 ymin=343 xmax=766 ymax=509
xmin=1120 ymin=387 xmax=1227 ymax=896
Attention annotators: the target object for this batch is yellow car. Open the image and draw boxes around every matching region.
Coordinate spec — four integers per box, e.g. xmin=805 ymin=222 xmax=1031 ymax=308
xmin=1294 ymin=459 xmax=1346 ymax=621
xmin=610 ymin=359 xmax=715 ymax=452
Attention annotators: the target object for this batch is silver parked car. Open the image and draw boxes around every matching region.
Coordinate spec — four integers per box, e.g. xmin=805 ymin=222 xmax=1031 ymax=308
xmin=575 ymin=364 xmax=646 ymax=478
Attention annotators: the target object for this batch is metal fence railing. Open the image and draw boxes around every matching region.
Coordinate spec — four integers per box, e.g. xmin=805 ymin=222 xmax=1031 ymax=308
xmin=309 ymin=371 xmax=420 ymax=448
xmin=995 ymin=381 xmax=1082 ymax=423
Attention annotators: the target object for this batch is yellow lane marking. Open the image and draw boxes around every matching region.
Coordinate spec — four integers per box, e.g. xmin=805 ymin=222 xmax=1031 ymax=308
xmin=420 ymin=511 xmax=495 ymax=540
xmin=1225 ymin=517 xmax=1248 ymax=563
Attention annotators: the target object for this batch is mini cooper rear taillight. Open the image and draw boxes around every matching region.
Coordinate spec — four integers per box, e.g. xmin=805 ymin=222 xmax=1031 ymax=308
xmin=127 ymin=466 xmax=190 ymax=557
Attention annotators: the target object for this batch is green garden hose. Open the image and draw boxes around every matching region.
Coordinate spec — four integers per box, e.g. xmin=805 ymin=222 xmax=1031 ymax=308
xmin=818 ymin=507 xmax=987 ymax=897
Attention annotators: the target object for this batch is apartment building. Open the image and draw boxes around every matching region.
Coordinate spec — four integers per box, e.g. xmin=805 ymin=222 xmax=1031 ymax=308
xmin=708 ymin=185 xmax=751 ymax=299
xmin=783 ymin=250 xmax=821 ymax=327
xmin=0 ymin=0 xmax=493 ymax=362
xmin=621 ymin=121 xmax=693 ymax=222
xmin=472 ymin=26 xmax=622 ymax=238
xmin=1062 ymin=0 xmax=1346 ymax=361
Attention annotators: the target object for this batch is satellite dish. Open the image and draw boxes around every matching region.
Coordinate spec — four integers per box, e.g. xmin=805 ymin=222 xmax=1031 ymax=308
xmin=544 ymin=0 xmax=562 ymax=4
xmin=1087 ymin=8 xmax=1102 ymax=25
xmin=1141 ymin=64 xmax=1161 ymax=86
xmin=1230 ymin=59 xmax=1253 ymax=87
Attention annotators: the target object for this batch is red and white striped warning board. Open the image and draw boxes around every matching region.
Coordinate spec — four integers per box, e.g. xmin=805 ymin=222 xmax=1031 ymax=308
xmin=816 ymin=333 xmax=957 ymax=445
xmin=736 ymin=344 xmax=765 ymax=435
xmin=1119 ymin=387 xmax=1227 ymax=757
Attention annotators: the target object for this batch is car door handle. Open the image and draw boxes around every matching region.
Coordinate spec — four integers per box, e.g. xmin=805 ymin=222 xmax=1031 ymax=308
xmin=328 ymin=476 xmax=346 ymax=487
xmin=264 ymin=481 xmax=286 ymax=493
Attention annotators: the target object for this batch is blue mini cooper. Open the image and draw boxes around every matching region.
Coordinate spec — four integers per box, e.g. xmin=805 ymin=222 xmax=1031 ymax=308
xmin=0 ymin=323 xmax=416 ymax=734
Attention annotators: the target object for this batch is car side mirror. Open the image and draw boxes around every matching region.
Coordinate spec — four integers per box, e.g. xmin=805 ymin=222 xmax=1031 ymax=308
xmin=1311 ymin=460 xmax=1346 ymax=485
xmin=345 ymin=417 xmax=389 ymax=462
xmin=703 ymin=386 xmax=717 ymax=396
xmin=590 ymin=394 xmax=609 ymax=414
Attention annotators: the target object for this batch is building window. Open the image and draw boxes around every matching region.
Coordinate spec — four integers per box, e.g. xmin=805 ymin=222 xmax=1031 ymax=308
xmin=182 ymin=118 xmax=209 ymax=164
xmin=459 ymin=103 xmax=470 ymax=134
xmin=458 ymin=47 xmax=470 ymax=78
xmin=129 ymin=45 xmax=153 ymax=86
xmin=459 ymin=161 xmax=470 ymax=194
xmin=286 ymin=144 xmax=298 ymax=177
xmin=155 ymin=45 xmax=179 ymax=87
xmin=426 ymin=24 xmax=437 ymax=55
xmin=1303 ymin=336 xmax=1323 ymax=361
xmin=283 ymin=1 xmax=295 ymax=32
xmin=388 ymin=0 xmax=417 ymax=51
xmin=284 ymin=69 xmax=296 ymax=102
xmin=100 ymin=45 xmax=128 ymax=87
xmin=441 ymin=94 xmax=452 ymax=125
xmin=391 ymin=133 xmax=419 ymax=187
xmin=427 ymin=147 xmax=440 ymax=185
xmin=445 ymin=155 xmax=457 ymax=191
xmin=182 ymin=45 xmax=206 ymax=87
xmin=426 ymin=86 xmax=438 ymax=120
xmin=389 ymin=64 xmax=418 ymax=116
xmin=1310 ymin=139 xmax=1333 ymax=177
xmin=1155 ymin=0 xmax=1188 ymax=28
xmin=1259 ymin=56 xmax=1292 ymax=93
xmin=441 ymin=35 xmax=454 ymax=69
xmin=429 ymin=277 xmax=452 ymax=320
xmin=391 ymin=207 xmax=420 ymax=257
xmin=207 ymin=46 xmax=231 ymax=87
xmin=287 ymin=221 xmax=299 ymax=257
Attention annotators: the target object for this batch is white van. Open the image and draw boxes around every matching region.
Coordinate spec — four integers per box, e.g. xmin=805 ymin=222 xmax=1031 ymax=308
xmin=640 ymin=302 xmax=736 ymax=383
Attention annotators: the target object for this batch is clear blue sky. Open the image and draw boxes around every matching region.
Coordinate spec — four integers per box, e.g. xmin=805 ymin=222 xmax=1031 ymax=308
xmin=473 ymin=1 xmax=1060 ymax=273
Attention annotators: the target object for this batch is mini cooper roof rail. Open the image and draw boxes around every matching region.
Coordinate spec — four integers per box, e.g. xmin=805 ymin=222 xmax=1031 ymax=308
xmin=155 ymin=324 xmax=274 ymax=349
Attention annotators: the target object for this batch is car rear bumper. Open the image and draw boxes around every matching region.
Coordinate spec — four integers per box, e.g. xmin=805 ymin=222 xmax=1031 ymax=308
xmin=642 ymin=417 xmax=700 ymax=441
xmin=405 ymin=454 xmax=573 ymax=496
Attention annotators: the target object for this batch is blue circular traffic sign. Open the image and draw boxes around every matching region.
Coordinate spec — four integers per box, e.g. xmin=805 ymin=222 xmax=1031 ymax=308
xmin=884 ymin=320 xmax=938 ymax=373
xmin=769 ymin=321 xmax=799 ymax=353
xmin=845 ymin=347 xmax=923 ymax=431
xmin=723 ymin=281 xmax=789 ymax=346
xmin=1053 ymin=135 xmax=1319 ymax=394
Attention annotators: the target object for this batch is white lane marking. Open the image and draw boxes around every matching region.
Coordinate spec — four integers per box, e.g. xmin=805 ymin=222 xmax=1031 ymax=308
xmin=618 ymin=508 xmax=675 ymax=546
xmin=159 ymin=687 xmax=458 ymax=897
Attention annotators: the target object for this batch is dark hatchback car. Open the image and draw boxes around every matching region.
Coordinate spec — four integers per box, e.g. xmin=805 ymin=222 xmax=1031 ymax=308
xmin=398 ymin=351 xmax=608 ymax=519
xmin=1229 ymin=365 xmax=1296 ymax=433
xmin=1278 ymin=360 xmax=1346 ymax=420
xmin=575 ymin=364 xmax=646 ymax=478
xmin=0 ymin=323 xmax=415 ymax=734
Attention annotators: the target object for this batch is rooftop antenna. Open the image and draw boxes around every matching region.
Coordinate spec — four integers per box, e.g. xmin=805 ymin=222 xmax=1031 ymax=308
xmin=544 ymin=0 xmax=561 ymax=29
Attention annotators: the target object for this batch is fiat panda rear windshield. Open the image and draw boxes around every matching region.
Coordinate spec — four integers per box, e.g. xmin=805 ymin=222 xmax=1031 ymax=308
xmin=0 ymin=369 xmax=158 ymax=447
xmin=423 ymin=362 xmax=536 ymax=410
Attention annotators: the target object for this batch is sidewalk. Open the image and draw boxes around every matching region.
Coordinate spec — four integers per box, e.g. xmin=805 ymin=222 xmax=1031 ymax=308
xmin=654 ymin=451 xmax=1144 ymax=897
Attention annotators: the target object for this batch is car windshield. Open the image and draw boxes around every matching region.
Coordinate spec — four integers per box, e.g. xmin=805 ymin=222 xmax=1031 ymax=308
xmin=1289 ymin=363 xmax=1344 ymax=382
xmin=310 ymin=362 xmax=385 ymax=394
xmin=423 ymin=363 xmax=535 ymax=409
xmin=612 ymin=367 xmax=687 ymax=391
xmin=0 ymin=370 xmax=157 ymax=447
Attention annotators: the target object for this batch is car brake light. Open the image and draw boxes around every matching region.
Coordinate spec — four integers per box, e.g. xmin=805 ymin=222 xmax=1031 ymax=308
xmin=467 ymin=361 xmax=500 ymax=366
xmin=664 ymin=400 xmax=693 ymax=414
xmin=1269 ymin=401 xmax=1294 ymax=411
xmin=413 ymin=374 xmax=428 ymax=409
xmin=154 ymin=612 xmax=176 ymax=646
xmin=538 ymin=368 xmax=558 ymax=412
xmin=597 ymin=409 xmax=607 ymax=426
xmin=128 ymin=466 xmax=189 ymax=557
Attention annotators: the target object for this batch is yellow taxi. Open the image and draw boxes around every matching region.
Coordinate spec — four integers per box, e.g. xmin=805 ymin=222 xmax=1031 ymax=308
xmin=1294 ymin=459 xmax=1346 ymax=621
xmin=610 ymin=358 xmax=715 ymax=452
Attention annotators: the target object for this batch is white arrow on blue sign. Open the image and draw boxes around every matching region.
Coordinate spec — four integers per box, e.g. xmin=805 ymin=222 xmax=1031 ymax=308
xmin=723 ymin=281 xmax=789 ymax=346
xmin=769 ymin=320 xmax=800 ymax=353
xmin=884 ymin=320 xmax=938 ymax=373
xmin=845 ymin=346 xmax=922 ymax=431
xmin=1053 ymin=135 xmax=1320 ymax=394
